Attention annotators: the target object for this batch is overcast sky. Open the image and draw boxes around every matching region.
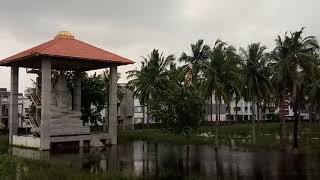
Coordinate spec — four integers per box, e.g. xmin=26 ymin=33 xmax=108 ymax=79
xmin=0 ymin=0 xmax=319 ymax=93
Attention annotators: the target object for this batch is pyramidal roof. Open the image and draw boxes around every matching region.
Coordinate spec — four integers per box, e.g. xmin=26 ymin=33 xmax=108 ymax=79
xmin=0 ymin=31 xmax=134 ymax=70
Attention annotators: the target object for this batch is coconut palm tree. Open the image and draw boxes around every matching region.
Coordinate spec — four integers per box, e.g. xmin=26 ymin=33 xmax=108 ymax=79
xmin=270 ymin=36 xmax=293 ymax=147
xmin=127 ymin=49 xmax=175 ymax=128
xmin=240 ymin=43 xmax=271 ymax=124
xmin=273 ymin=28 xmax=319 ymax=150
xmin=179 ymin=39 xmax=210 ymax=89
xmin=233 ymin=75 xmax=243 ymax=123
xmin=306 ymin=67 xmax=320 ymax=123
xmin=201 ymin=40 xmax=240 ymax=125
xmin=305 ymin=58 xmax=320 ymax=123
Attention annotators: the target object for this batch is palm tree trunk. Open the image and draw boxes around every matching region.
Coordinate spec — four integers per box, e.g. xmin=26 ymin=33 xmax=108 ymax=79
xmin=257 ymin=102 xmax=260 ymax=123
xmin=309 ymin=103 xmax=312 ymax=123
xmin=235 ymin=100 xmax=238 ymax=123
xmin=251 ymin=100 xmax=256 ymax=124
xmin=280 ymin=95 xmax=287 ymax=150
xmin=192 ymin=67 xmax=198 ymax=89
xmin=142 ymin=104 xmax=145 ymax=129
xmin=210 ymin=95 xmax=213 ymax=126
xmin=215 ymin=97 xmax=219 ymax=126
xmin=218 ymin=100 xmax=221 ymax=122
xmin=315 ymin=105 xmax=319 ymax=124
xmin=228 ymin=103 xmax=231 ymax=123
xmin=317 ymin=111 xmax=320 ymax=125
xmin=146 ymin=103 xmax=149 ymax=129
xmin=293 ymin=81 xmax=298 ymax=150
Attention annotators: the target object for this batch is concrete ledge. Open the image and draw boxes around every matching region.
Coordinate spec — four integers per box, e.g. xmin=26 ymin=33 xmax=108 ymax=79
xmin=50 ymin=134 xmax=91 ymax=143
xmin=12 ymin=135 xmax=40 ymax=149
xmin=90 ymin=133 xmax=110 ymax=147
xmin=11 ymin=147 xmax=49 ymax=160
xmin=11 ymin=133 xmax=112 ymax=150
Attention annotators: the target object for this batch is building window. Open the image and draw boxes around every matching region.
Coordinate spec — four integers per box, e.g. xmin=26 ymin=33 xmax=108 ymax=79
xmin=134 ymin=106 xmax=143 ymax=113
xmin=244 ymin=107 xmax=248 ymax=113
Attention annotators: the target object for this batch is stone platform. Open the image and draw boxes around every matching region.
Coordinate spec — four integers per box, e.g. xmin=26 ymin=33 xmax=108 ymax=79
xmin=12 ymin=133 xmax=110 ymax=150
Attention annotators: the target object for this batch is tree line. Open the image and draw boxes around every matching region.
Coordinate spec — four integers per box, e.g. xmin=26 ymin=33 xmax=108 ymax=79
xmin=127 ymin=28 xmax=320 ymax=150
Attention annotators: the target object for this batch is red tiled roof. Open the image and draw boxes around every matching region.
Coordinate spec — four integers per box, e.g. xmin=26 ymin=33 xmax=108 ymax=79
xmin=0 ymin=32 xmax=134 ymax=66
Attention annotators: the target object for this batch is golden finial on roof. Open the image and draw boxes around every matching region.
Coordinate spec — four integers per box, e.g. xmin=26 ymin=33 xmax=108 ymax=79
xmin=55 ymin=31 xmax=74 ymax=39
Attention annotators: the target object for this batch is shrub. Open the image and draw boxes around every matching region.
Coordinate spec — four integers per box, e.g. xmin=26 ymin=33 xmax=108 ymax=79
xmin=149 ymin=86 xmax=204 ymax=135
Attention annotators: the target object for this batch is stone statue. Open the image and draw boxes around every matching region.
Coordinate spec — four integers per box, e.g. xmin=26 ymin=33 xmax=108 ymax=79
xmin=32 ymin=73 xmax=88 ymax=136
xmin=51 ymin=74 xmax=81 ymax=119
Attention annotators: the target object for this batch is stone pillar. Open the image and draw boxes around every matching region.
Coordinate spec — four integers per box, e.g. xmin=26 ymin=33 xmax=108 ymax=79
xmin=108 ymin=65 xmax=118 ymax=144
xmin=9 ymin=66 xmax=19 ymax=145
xmin=79 ymin=140 xmax=84 ymax=147
xmin=73 ymin=71 xmax=81 ymax=112
xmin=21 ymin=98 xmax=24 ymax=127
xmin=40 ymin=58 xmax=51 ymax=150
xmin=0 ymin=93 xmax=3 ymax=126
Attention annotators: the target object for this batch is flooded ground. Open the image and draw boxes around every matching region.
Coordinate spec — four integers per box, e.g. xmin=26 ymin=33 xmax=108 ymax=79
xmin=9 ymin=141 xmax=320 ymax=180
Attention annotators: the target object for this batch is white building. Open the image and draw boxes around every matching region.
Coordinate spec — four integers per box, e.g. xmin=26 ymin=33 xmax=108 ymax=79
xmin=0 ymin=88 xmax=25 ymax=128
xmin=133 ymin=98 xmax=148 ymax=125
xmin=133 ymin=95 xmax=310 ymax=124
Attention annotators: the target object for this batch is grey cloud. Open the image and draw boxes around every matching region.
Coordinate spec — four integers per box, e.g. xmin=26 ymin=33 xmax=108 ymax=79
xmin=0 ymin=0 xmax=320 ymax=92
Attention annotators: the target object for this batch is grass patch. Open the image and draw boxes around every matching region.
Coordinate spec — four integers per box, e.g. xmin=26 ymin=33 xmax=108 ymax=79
xmin=0 ymin=135 xmax=8 ymax=154
xmin=119 ymin=129 xmax=214 ymax=145
xmin=119 ymin=122 xmax=320 ymax=152
xmin=0 ymin=154 xmax=139 ymax=180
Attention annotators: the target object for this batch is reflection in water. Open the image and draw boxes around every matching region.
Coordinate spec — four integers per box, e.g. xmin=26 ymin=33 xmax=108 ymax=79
xmin=9 ymin=141 xmax=320 ymax=180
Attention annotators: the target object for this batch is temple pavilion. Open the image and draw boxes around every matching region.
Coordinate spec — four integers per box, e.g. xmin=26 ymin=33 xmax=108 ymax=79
xmin=0 ymin=31 xmax=134 ymax=150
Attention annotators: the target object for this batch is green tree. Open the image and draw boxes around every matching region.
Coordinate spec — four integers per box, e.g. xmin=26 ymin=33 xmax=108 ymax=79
xmin=273 ymin=28 xmax=319 ymax=149
xmin=81 ymin=72 xmax=107 ymax=125
xmin=127 ymin=49 xmax=175 ymax=128
xmin=149 ymin=85 xmax=203 ymax=135
xmin=179 ymin=39 xmax=210 ymax=89
xmin=270 ymin=36 xmax=293 ymax=146
xmin=240 ymin=43 xmax=271 ymax=124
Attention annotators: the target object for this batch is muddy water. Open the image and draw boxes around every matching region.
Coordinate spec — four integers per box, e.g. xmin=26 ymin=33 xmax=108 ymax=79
xmin=10 ymin=141 xmax=320 ymax=179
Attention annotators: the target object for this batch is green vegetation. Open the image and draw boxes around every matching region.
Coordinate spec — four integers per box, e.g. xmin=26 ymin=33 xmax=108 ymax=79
xmin=120 ymin=123 xmax=320 ymax=152
xmin=201 ymin=40 xmax=240 ymax=123
xmin=0 ymin=154 xmax=138 ymax=180
xmin=149 ymin=85 xmax=203 ymax=135
xmin=0 ymin=135 xmax=139 ymax=180
xmin=0 ymin=135 xmax=8 ymax=154
xmin=127 ymin=27 xmax=320 ymax=151
xmin=240 ymin=43 xmax=271 ymax=123
xmin=127 ymin=49 xmax=176 ymax=128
